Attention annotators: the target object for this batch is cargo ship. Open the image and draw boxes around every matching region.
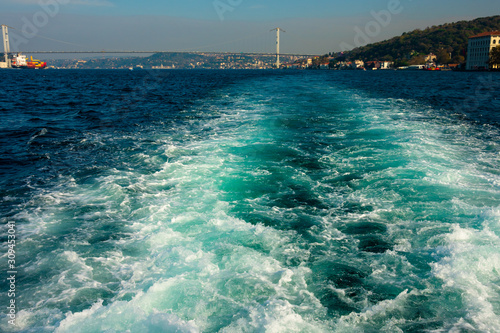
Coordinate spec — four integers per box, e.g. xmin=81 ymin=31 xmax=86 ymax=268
xmin=11 ymin=53 xmax=47 ymax=69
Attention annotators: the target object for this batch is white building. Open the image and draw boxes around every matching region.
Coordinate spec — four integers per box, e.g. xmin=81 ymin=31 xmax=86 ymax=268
xmin=379 ymin=61 xmax=393 ymax=70
xmin=351 ymin=60 xmax=364 ymax=69
xmin=425 ymin=53 xmax=437 ymax=62
xmin=466 ymin=31 xmax=500 ymax=70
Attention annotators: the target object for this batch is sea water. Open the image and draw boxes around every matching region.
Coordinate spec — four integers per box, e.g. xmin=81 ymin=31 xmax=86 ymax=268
xmin=1 ymin=69 xmax=500 ymax=332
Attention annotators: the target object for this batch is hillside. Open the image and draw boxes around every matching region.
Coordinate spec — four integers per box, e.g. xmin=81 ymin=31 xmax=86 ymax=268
xmin=47 ymin=52 xmax=290 ymax=69
xmin=343 ymin=15 xmax=500 ymax=65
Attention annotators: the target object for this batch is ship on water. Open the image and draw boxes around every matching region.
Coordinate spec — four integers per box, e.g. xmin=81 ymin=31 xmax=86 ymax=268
xmin=1 ymin=25 xmax=47 ymax=69
xmin=11 ymin=53 xmax=47 ymax=69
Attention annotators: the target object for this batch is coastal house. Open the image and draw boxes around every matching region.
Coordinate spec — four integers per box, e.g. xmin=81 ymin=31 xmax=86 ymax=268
xmin=466 ymin=31 xmax=500 ymax=70
xmin=352 ymin=60 xmax=364 ymax=69
xmin=319 ymin=62 xmax=330 ymax=69
xmin=365 ymin=61 xmax=377 ymax=70
xmin=364 ymin=61 xmax=393 ymax=70
xmin=425 ymin=53 xmax=437 ymax=62
xmin=379 ymin=61 xmax=393 ymax=69
xmin=284 ymin=63 xmax=301 ymax=69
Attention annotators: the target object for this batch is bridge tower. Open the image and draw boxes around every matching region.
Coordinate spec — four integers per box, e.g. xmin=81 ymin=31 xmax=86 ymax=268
xmin=1 ymin=25 xmax=11 ymax=68
xmin=271 ymin=28 xmax=285 ymax=68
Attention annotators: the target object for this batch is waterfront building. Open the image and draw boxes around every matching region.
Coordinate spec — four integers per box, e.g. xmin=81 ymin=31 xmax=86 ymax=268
xmin=425 ymin=53 xmax=437 ymax=62
xmin=466 ymin=31 xmax=500 ymax=70
xmin=352 ymin=60 xmax=364 ymax=69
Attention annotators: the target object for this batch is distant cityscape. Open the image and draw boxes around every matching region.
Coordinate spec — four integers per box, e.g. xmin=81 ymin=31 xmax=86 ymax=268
xmin=1 ymin=16 xmax=500 ymax=71
xmin=45 ymin=53 xmax=303 ymax=70
xmin=43 ymin=30 xmax=500 ymax=71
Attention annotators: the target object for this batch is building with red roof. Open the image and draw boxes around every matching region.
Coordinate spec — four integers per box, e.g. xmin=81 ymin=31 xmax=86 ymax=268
xmin=466 ymin=31 xmax=500 ymax=70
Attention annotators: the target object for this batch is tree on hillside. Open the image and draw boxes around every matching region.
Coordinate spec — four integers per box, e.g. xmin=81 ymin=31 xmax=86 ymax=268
xmin=343 ymin=15 xmax=500 ymax=65
xmin=408 ymin=55 xmax=426 ymax=65
xmin=489 ymin=46 xmax=500 ymax=69
xmin=436 ymin=49 xmax=451 ymax=64
xmin=451 ymin=54 xmax=465 ymax=64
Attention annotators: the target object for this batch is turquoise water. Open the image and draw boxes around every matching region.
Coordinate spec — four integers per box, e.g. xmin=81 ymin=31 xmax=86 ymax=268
xmin=1 ymin=70 xmax=500 ymax=332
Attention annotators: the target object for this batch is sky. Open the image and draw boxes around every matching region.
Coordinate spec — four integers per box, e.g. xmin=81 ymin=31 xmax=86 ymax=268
xmin=1 ymin=0 xmax=500 ymax=58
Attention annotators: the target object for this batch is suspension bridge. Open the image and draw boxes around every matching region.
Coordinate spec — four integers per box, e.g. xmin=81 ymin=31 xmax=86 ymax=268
xmin=1 ymin=25 xmax=319 ymax=69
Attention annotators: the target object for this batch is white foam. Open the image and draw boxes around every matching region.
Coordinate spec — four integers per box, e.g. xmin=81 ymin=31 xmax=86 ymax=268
xmin=334 ymin=289 xmax=414 ymax=332
xmin=27 ymin=127 xmax=48 ymax=145
xmin=9 ymin=73 xmax=500 ymax=332
xmin=51 ymin=241 xmax=326 ymax=332
xmin=219 ymin=298 xmax=328 ymax=333
xmin=431 ymin=224 xmax=500 ymax=332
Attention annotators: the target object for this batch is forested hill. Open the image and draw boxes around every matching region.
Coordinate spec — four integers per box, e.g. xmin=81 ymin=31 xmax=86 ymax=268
xmin=343 ymin=15 xmax=500 ymax=64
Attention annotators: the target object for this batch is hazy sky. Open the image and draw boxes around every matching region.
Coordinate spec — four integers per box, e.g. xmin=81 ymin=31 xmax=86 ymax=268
xmin=1 ymin=0 xmax=500 ymax=57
